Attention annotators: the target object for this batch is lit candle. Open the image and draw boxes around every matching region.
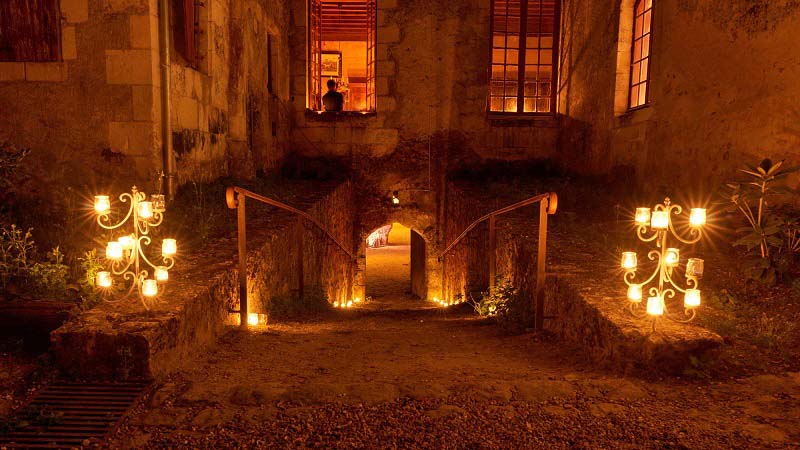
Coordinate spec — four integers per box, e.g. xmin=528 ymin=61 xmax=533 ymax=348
xmin=155 ymin=266 xmax=168 ymax=282
xmin=346 ymin=300 xmax=353 ymax=308
xmin=627 ymin=284 xmax=642 ymax=302
xmin=647 ymin=296 xmax=664 ymax=316
xmin=635 ymin=207 xmax=651 ymax=226
xmin=686 ymin=258 xmax=704 ymax=278
xmin=142 ymin=279 xmax=158 ymax=297
xmin=162 ymin=239 xmax=177 ymax=257
xmin=333 ymin=301 xmax=340 ymax=308
xmin=689 ymin=208 xmax=706 ymax=227
xmin=665 ymin=248 xmax=680 ymax=267
xmin=138 ymin=201 xmax=154 ymax=219
xmin=96 ymin=271 xmax=112 ymax=288
xmin=684 ymin=289 xmax=701 ymax=308
xmin=621 ymin=252 xmax=638 ymax=270
xmin=150 ymin=194 xmax=166 ymax=213
xmin=651 ymin=210 xmax=669 ymax=230
xmin=94 ymin=195 xmax=110 ymax=214
xmin=118 ymin=234 xmax=135 ymax=251
xmin=247 ymin=313 xmax=259 ymax=326
xmin=106 ymin=241 xmax=123 ymax=260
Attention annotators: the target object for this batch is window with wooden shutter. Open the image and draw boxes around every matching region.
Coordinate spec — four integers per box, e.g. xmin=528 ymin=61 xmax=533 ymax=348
xmin=173 ymin=0 xmax=197 ymax=67
xmin=629 ymin=0 xmax=652 ymax=109
xmin=0 ymin=0 xmax=61 ymax=62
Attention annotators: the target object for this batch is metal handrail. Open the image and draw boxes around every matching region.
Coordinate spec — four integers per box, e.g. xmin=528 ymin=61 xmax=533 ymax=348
xmin=225 ymin=186 xmax=355 ymax=328
xmin=439 ymin=191 xmax=558 ymax=330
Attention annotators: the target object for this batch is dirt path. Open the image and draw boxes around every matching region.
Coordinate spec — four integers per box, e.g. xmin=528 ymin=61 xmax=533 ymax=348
xmin=103 ymin=246 xmax=800 ymax=449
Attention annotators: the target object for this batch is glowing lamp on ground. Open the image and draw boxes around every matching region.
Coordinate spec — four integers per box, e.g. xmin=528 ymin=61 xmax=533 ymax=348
xmin=635 ymin=207 xmax=651 ymax=226
xmin=138 ymin=201 xmax=154 ymax=219
xmin=346 ymin=300 xmax=353 ymax=308
xmin=665 ymin=248 xmax=680 ymax=267
xmin=333 ymin=301 xmax=340 ymax=308
xmin=106 ymin=241 xmax=123 ymax=260
xmin=689 ymin=208 xmax=707 ymax=227
xmin=96 ymin=271 xmax=112 ymax=288
xmin=94 ymin=195 xmax=110 ymax=214
xmin=684 ymin=289 xmax=701 ymax=308
xmin=142 ymin=279 xmax=158 ymax=297
xmin=686 ymin=258 xmax=704 ymax=278
xmin=353 ymin=297 xmax=362 ymax=304
xmin=150 ymin=194 xmax=166 ymax=213
xmin=647 ymin=296 xmax=664 ymax=316
xmin=162 ymin=239 xmax=177 ymax=257
xmin=627 ymin=284 xmax=642 ymax=302
xmin=247 ymin=313 xmax=260 ymax=326
xmin=155 ymin=266 xmax=169 ymax=282
xmin=118 ymin=234 xmax=135 ymax=251
xmin=621 ymin=252 xmax=638 ymax=270
xmin=392 ymin=191 xmax=400 ymax=205
xmin=651 ymin=210 xmax=669 ymax=230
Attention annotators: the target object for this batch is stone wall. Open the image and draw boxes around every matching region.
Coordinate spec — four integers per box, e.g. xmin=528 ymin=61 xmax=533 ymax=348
xmin=558 ymin=0 xmax=800 ymax=190
xmin=0 ymin=0 xmax=293 ymax=196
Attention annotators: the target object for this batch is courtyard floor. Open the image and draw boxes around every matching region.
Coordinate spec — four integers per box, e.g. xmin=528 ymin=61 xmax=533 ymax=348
xmin=99 ymin=245 xmax=800 ymax=449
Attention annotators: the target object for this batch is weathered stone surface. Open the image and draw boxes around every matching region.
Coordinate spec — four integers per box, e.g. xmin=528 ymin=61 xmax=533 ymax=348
xmin=515 ymin=380 xmax=576 ymax=403
xmin=425 ymin=405 xmax=466 ymax=419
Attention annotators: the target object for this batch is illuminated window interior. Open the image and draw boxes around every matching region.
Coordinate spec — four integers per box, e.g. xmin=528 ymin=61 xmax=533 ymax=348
xmin=629 ymin=0 xmax=652 ymax=109
xmin=308 ymin=0 xmax=376 ymax=112
xmin=489 ymin=0 xmax=560 ymax=114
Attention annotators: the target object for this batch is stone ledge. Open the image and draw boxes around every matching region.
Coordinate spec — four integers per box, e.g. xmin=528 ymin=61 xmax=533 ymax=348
xmin=51 ymin=179 xmax=351 ymax=381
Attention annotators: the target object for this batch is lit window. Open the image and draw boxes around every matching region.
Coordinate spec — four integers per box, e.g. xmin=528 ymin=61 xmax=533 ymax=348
xmin=0 ymin=0 xmax=61 ymax=62
xmin=489 ymin=0 xmax=560 ymax=114
xmin=308 ymin=0 xmax=377 ymax=112
xmin=629 ymin=0 xmax=652 ymax=109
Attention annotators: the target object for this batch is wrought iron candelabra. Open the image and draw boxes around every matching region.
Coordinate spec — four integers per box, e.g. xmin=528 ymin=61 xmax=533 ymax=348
xmin=622 ymin=198 xmax=706 ymax=328
xmin=93 ymin=187 xmax=177 ymax=309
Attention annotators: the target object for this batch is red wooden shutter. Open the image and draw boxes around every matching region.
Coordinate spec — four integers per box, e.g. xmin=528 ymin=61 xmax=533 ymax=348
xmin=173 ymin=0 xmax=196 ymax=66
xmin=0 ymin=0 xmax=61 ymax=62
xmin=308 ymin=0 xmax=322 ymax=110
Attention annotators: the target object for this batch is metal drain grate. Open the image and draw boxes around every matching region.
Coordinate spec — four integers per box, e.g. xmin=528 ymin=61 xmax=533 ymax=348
xmin=0 ymin=381 xmax=149 ymax=449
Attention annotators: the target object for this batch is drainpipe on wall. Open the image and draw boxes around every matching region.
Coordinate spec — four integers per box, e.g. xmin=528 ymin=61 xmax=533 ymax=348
xmin=158 ymin=0 xmax=176 ymax=200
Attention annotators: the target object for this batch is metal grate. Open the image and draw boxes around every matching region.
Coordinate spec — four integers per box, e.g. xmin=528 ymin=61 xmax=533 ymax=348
xmin=0 ymin=381 xmax=149 ymax=449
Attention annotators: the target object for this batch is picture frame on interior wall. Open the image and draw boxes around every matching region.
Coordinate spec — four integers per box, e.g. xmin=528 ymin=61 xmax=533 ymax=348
xmin=321 ymin=51 xmax=342 ymax=77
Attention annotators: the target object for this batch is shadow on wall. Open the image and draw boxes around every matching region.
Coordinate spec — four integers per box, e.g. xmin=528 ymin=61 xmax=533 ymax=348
xmin=280 ymin=152 xmax=351 ymax=180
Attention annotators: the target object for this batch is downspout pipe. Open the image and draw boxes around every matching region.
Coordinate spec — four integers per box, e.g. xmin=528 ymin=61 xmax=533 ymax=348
xmin=158 ymin=0 xmax=176 ymax=200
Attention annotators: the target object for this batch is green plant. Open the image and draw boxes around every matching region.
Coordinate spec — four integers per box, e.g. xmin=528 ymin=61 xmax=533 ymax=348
xmin=27 ymin=246 xmax=69 ymax=297
xmin=753 ymin=312 xmax=795 ymax=349
xmin=723 ymin=158 xmax=800 ymax=284
xmin=0 ymin=224 xmax=34 ymax=288
xmin=469 ymin=279 xmax=532 ymax=333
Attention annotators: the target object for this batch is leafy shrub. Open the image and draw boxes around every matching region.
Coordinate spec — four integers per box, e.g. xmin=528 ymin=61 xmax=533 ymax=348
xmin=0 ymin=225 xmax=34 ymax=289
xmin=267 ymin=284 xmax=330 ymax=320
xmin=722 ymin=158 xmax=800 ymax=284
xmin=469 ymin=279 xmax=533 ymax=333
xmin=28 ymin=247 xmax=68 ymax=297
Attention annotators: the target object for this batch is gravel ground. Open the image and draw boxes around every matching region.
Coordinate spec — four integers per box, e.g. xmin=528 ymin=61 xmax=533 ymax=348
xmin=98 ymin=245 xmax=800 ymax=449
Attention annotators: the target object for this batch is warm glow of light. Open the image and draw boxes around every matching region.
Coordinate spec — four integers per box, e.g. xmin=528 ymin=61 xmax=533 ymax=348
xmin=392 ymin=196 xmax=400 ymax=205
xmin=686 ymin=258 xmax=704 ymax=278
xmin=106 ymin=241 xmax=123 ymax=260
xmin=155 ymin=266 xmax=168 ymax=281
xmin=142 ymin=279 xmax=158 ymax=297
xmin=96 ymin=271 xmax=112 ymax=288
xmin=138 ymin=201 xmax=154 ymax=219
xmin=346 ymin=300 xmax=353 ymax=308
xmin=689 ymin=208 xmax=706 ymax=227
xmin=353 ymin=297 xmax=362 ymax=303
xmin=247 ymin=313 xmax=260 ymax=326
xmin=684 ymin=289 xmax=701 ymax=308
xmin=635 ymin=207 xmax=651 ymax=225
xmin=94 ymin=195 xmax=110 ymax=214
xmin=118 ymin=234 xmax=135 ymax=250
xmin=333 ymin=301 xmax=340 ymax=308
xmin=627 ymin=284 xmax=642 ymax=302
xmin=621 ymin=252 xmax=637 ymax=270
xmin=647 ymin=296 xmax=663 ymax=316
xmin=665 ymin=248 xmax=680 ymax=267
xmin=151 ymin=194 xmax=166 ymax=213
xmin=651 ymin=210 xmax=669 ymax=229
xmin=162 ymin=239 xmax=177 ymax=256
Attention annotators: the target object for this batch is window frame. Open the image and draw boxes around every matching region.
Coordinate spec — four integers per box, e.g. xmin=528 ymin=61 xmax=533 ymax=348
xmin=173 ymin=0 xmax=199 ymax=69
xmin=487 ymin=0 xmax=561 ymax=117
xmin=628 ymin=0 xmax=653 ymax=111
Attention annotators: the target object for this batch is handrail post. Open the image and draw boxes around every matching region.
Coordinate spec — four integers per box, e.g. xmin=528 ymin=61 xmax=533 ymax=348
xmin=237 ymin=192 xmax=248 ymax=329
xmin=534 ymin=195 xmax=549 ymax=331
xmin=297 ymin=215 xmax=304 ymax=301
xmin=488 ymin=215 xmax=496 ymax=290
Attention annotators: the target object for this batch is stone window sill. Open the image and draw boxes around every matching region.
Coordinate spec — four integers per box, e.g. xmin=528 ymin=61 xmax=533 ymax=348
xmin=305 ymin=110 xmax=377 ymax=122
xmin=488 ymin=112 xmax=558 ymax=128
xmin=616 ymin=104 xmax=653 ymax=127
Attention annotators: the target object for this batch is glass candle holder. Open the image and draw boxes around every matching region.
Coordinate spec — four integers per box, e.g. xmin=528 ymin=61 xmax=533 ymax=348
xmin=627 ymin=284 xmax=642 ymax=302
xmin=96 ymin=271 xmax=112 ymax=288
xmin=686 ymin=258 xmax=704 ymax=278
xmin=155 ymin=266 xmax=169 ymax=282
xmin=162 ymin=239 xmax=177 ymax=257
xmin=651 ymin=210 xmax=669 ymax=230
xmin=689 ymin=208 xmax=707 ymax=227
xmin=94 ymin=195 xmax=110 ymax=214
xmin=621 ymin=252 xmax=638 ymax=270
xmin=150 ymin=194 xmax=166 ymax=213
xmin=118 ymin=234 xmax=135 ymax=251
xmin=142 ymin=279 xmax=158 ymax=297
xmin=635 ymin=207 xmax=651 ymax=226
xmin=647 ymin=296 xmax=664 ymax=316
xmin=138 ymin=201 xmax=154 ymax=219
xmin=106 ymin=241 xmax=123 ymax=260
xmin=247 ymin=313 xmax=260 ymax=326
xmin=684 ymin=289 xmax=701 ymax=308
xmin=665 ymin=248 xmax=680 ymax=267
